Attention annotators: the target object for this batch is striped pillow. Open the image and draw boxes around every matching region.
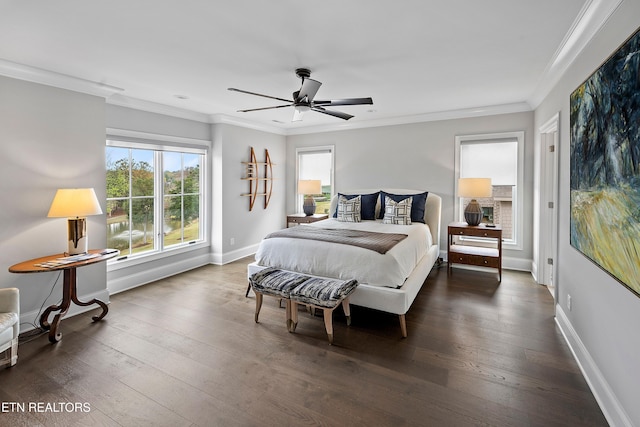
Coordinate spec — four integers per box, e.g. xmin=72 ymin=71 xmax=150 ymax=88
xmin=382 ymin=195 xmax=412 ymax=225
xmin=337 ymin=195 xmax=361 ymax=222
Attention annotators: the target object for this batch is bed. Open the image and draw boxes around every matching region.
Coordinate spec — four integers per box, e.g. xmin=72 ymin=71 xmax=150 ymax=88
xmin=247 ymin=189 xmax=442 ymax=337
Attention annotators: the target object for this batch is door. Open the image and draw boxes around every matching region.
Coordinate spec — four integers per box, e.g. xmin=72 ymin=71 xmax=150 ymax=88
xmin=540 ymin=115 xmax=559 ymax=299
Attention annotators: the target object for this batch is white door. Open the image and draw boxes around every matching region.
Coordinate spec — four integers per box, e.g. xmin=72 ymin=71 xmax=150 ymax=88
xmin=541 ymin=117 xmax=559 ymax=299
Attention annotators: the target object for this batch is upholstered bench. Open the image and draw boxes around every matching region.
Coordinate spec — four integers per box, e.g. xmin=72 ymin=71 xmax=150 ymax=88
xmin=249 ymin=268 xmax=358 ymax=344
xmin=249 ymin=268 xmax=308 ymax=331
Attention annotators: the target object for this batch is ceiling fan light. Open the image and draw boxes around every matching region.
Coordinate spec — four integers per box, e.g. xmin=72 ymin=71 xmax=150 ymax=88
xmin=293 ymin=105 xmax=310 ymax=121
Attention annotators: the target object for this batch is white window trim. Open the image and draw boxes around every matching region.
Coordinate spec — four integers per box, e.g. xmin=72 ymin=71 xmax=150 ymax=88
xmin=106 ymin=129 xmax=211 ymax=270
xmin=295 ymin=145 xmax=335 ymax=213
xmin=454 ymin=131 xmax=525 ymax=251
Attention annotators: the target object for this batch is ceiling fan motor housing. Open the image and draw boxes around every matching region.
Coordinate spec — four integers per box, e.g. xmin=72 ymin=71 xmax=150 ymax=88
xmin=295 ymin=68 xmax=311 ymax=79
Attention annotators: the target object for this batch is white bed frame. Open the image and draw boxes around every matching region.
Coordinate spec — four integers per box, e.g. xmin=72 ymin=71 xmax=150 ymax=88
xmin=248 ymin=189 xmax=442 ymax=337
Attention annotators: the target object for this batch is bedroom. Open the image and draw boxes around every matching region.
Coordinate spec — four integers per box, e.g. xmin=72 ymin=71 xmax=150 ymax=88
xmin=1 ymin=1 xmax=639 ymax=425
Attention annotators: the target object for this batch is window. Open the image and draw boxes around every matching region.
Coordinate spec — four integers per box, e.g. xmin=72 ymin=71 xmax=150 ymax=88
xmin=106 ymin=140 xmax=206 ymax=258
xmin=296 ymin=146 xmax=334 ymax=214
xmin=455 ymin=131 xmax=524 ymax=249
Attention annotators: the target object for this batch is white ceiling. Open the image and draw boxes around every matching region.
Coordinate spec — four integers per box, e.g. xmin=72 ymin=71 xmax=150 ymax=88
xmin=0 ymin=0 xmax=617 ymax=132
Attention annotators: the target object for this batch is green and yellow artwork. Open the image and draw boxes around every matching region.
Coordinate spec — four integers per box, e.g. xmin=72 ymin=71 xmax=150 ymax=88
xmin=570 ymin=26 xmax=640 ymax=296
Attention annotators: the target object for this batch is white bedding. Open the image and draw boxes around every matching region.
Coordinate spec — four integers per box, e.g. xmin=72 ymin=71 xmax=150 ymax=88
xmin=255 ymin=218 xmax=433 ymax=288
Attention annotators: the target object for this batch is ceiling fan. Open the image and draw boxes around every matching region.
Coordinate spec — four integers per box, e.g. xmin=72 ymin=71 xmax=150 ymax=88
xmin=228 ymin=68 xmax=373 ymax=121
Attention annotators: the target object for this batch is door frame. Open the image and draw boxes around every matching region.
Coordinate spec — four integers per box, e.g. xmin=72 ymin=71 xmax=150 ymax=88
xmin=538 ymin=113 xmax=560 ymax=299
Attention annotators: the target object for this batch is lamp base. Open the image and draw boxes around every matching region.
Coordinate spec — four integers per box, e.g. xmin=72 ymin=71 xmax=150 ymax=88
xmin=67 ymin=218 xmax=88 ymax=255
xmin=302 ymin=196 xmax=316 ymax=216
xmin=464 ymin=200 xmax=483 ymax=226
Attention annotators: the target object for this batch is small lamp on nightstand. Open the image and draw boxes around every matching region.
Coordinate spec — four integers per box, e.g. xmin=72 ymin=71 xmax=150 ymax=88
xmin=298 ymin=180 xmax=322 ymax=216
xmin=47 ymin=188 xmax=103 ymax=255
xmin=458 ymin=178 xmax=492 ymax=226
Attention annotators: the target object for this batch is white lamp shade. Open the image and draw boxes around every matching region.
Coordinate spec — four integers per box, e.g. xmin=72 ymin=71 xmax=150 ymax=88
xmin=297 ymin=180 xmax=322 ymax=195
xmin=47 ymin=188 xmax=103 ymax=218
xmin=458 ymin=178 xmax=493 ymax=198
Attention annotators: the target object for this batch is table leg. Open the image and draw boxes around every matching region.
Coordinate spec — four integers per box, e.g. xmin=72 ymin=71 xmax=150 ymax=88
xmin=71 ymin=282 xmax=109 ymax=322
xmin=40 ymin=268 xmax=75 ymax=342
xmin=39 ymin=267 xmax=109 ymax=343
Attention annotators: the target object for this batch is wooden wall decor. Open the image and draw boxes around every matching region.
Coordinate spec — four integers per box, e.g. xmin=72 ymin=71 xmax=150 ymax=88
xmin=241 ymin=147 xmax=273 ymax=211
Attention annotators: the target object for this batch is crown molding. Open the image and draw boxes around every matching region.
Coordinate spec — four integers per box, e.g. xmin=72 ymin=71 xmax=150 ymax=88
xmin=283 ymin=102 xmax=533 ymax=135
xmin=0 ymin=58 xmax=123 ymax=98
xmin=209 ymin=113 xmax=286 ymax=135
xmin=528 ymin=0 xmax=623 ymax=109
xmin=107 ymin=94 xmax=211 ymax=123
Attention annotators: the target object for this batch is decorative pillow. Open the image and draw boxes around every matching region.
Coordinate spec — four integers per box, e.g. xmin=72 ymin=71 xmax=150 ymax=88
xmin=336 ymin=195 xmax=361 ymax=222
xmin=378 ymin=191 xmax=428 ymax=223
xmin=382 ymin=196 xmax=412 ymax=225
xmin=333 ymin=192 xmax=379 ymax=220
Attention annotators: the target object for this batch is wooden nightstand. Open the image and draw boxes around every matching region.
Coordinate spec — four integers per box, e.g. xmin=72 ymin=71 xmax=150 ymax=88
xmin=286 ymin=213 xmax=329 ymax=227
xmin=447 ymin=222 xmax=502 ymax=281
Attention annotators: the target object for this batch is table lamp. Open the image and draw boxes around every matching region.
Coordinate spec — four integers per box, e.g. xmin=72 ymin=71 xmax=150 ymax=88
xmin=458 ymin=178 xmax=492 ymax=226
xmin=298 ymin=180 xmax=322 ymax=216
xmin=47 ymin=188 xmax=103 ymax=255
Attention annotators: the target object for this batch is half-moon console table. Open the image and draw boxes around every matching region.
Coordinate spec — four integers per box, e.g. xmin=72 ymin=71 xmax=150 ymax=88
xmin=9 ymin=249 xmax=119 ymax=343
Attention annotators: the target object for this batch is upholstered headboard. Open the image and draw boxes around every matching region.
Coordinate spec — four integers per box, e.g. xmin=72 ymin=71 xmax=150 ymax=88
xmin=329 ymin=189 xmax=442 ymax=251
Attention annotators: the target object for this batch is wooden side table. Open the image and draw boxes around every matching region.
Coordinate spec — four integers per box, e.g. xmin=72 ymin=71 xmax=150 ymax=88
xmin=9 ymin=249 xmax=119 ymax=343
xmin=447 ymin=222 xmax=502 ymax=281
xmin=286 ymin=213 xmax=329 ymax=227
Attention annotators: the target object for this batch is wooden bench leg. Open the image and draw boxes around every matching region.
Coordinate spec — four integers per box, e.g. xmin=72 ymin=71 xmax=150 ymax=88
xmin=323 ymin=308 xmax=334 ymax=345
xmin=287 ymin=300 xmax=298 ymax=332
xmin=399 ymin=314 xmax=407 ymax=338
xmin=254 ymin=292 xmax=263 ymax=323
xmin=341 ymin=297 xmax=351 ymax=326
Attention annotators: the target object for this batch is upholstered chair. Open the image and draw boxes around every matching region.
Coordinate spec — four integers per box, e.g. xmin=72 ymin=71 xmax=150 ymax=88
xmin=0 ymin=288 xmax=19 ymax=368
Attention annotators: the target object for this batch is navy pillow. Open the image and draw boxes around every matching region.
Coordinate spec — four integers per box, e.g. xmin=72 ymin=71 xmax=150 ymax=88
xmin=378 ymin=191 xmax=428 ymax=223
xmin=333 ymin=192 xmax=379 ymax=220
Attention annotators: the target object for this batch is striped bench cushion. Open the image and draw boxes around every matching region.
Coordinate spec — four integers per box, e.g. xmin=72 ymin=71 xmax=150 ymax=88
xmin=249 ymin=267 xmax=309 ymax=298
xmin=290 ymin=277 xmax=358 ymax=308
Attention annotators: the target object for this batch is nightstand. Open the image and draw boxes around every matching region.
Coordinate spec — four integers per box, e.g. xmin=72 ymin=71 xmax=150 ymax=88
xmin=447 ymin=222 xmax=502 ymax=281
xmin=286 ymin=213 xmax=329 ymax=227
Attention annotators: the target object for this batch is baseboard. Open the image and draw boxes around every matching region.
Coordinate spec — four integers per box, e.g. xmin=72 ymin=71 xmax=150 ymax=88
xmin=530 ymin=260 xmax=539 ymax=283
xmin=19 ymin=288 xmax=110 ymax=334
xmin=211 ymin=243 xmax=259 ymax=265
xmin=555 ymin=305 xmax=633 ymax=427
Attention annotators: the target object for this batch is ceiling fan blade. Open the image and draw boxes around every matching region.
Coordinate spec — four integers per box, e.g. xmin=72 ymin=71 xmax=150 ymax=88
xmin=296 ymin=78 xmax=322 ymax=102
xmin=313 ymin=97 xmax=373 ymax=107
xmin=238 ymin=104 xmax=293 ymax=113
xmin=312 ymin=106 xmax=353 ymax=120
xmin=228 ymin=88 xmax=292 ymax=104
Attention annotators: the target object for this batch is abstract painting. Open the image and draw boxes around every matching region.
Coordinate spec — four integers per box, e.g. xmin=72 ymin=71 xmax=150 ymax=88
xmin=570 ymin=26 xmax=640 ymax=297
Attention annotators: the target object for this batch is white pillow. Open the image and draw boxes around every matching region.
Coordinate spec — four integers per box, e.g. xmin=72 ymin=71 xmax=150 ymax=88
xmin=382 ymin=195 xmax=412 ymax=225
xmin=337 ymin=195 xmax=361 ymax=222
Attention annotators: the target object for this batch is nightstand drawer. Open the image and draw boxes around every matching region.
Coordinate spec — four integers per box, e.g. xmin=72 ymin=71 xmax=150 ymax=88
xmin=449 ymin=226 xmax=501 ymax=238
xmin=286 ymin=213 xmax=329 ymax=227
xmin=449 ymin=248 xmax=500 ymax=268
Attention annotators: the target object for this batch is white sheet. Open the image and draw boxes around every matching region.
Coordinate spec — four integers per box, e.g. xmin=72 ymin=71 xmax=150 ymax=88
xmin=254 ymin=218 xmax=433 ymax=288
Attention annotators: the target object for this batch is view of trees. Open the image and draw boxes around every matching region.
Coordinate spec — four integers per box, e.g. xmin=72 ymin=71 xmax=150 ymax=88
xmin=106 ymin=147 xmax=201 ymax=255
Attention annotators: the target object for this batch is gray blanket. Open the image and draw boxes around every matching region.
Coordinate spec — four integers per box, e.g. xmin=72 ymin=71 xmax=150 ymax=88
xmin=264 ymin=226 xmax=408 ymax=254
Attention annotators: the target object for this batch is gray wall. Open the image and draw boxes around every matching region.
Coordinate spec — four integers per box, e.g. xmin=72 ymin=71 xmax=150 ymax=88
xmin=534 ymin=1 xmax=640 ymax=425
xmin=211 ymin=123 xmax=286 ymax=264
xmin=286 ymin=112 xmax=535 ymax=267
xmin=0 ymin=76 xmax=108 ymax=326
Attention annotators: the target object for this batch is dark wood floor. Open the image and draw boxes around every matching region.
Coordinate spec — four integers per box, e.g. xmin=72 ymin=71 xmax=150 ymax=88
xmin=1 ymin=258 xmax=607 ymax=426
